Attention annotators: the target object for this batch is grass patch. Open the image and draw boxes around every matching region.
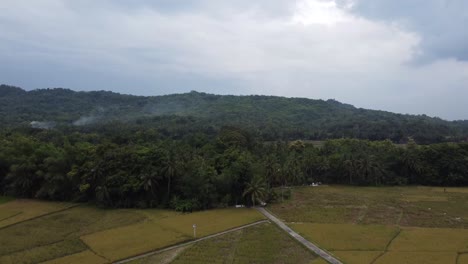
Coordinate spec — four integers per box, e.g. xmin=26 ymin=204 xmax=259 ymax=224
xmin=389 ymin=227 xmax=468 ymax=252
xmin=331 ymin=251 xmax=383 ymax=264
xmin=374 ymin=251 xmax=457 ymax=264
xmin=270 ymin=185 xmax=468 ymax=228
xmin=41 ymin=250 xmax=108 ymax=264
xmin=400 ymin=195 xmax=448 ymax=202
xmin=170 ymin=222 xmax=316 ymax=264
xmin=81 ymin=208 xmax=264 ymax=262
xmin=458 ymin=253 xmax=468 ymax=264
xmin=0 ymin=199 xmax=75 ymax=228
xmin=290 ymin=223 xmax=399 ymax=251
xmin=0 ymin=240 xmax=86 ymax=264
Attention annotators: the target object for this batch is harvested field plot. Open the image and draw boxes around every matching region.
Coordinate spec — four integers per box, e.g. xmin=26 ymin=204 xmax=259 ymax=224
xmin=0 ymin=199 xmax=75 ymax=228
xmin=290 ymin=223 xmax=398 ymax=251
xmin=168 ymin=223 xmax=316 ymax=264
xmin=0 ymin=202 xmax=263 ymax=264
xmin=374 ymin=251 xmax=457 ymax=264
xmin=41 ymin=250 xmax=108 ymax=264
xmin=81 ymin=222 xmax=187 ymax=261
xmin=127 ymin=247 xmax=188 ymax=264
xmin=459 ymin=253 xmax=468 ymax=264
xmin=0 ymin=240 xmax=85 ymax=264
xmin=271 ymin=186 xmax=468 ymax=264
xmin=389 ymin=227 xmax=468 ymax=252
xmin=270 ymin=186 xmax=468 ymax=228
xmin=0 ymin=205 xmax=145 ymax=263
xmin=330 ymin=251 xmax=383 ymax=264
xmin=81 ymin=208 xmax=264 ymax=261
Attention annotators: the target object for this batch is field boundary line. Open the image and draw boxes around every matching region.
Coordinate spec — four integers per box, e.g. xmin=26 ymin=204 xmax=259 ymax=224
xmin=370 ymin=251 xmax=387 ymax=264
xmin=226 ymin=225 xmax=243 ymax=264
xmin=370 ymin=227 xmax=402 ymax=264
xmin=113 ymin=219 xmax=269 ymax=264
xmin=0 ymin=239 xmax=70 ymax=257
xmin=256 ymin=207 xmax=343 ymax=264
xmin=0 ymin=212 xmax=23 ymax=222
xmin=384 ymin=228 xmax=401 ymax=251
xmin=0 ymin=203 xmax=81 ymax=230
xmin=83 ymin=242 xmax=112 ymax=262
xmin=396 ymin=209 xmax=404 ymax=225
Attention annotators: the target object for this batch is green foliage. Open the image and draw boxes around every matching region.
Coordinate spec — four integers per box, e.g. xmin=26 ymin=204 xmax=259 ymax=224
xmin=0 ymin=85 xmax=468 ymax=208
xmin=1 ymin=128 xmax=468 ymax=209
xmin=2 ymin=85 xmax=468 ymax=143
xmin=170 ymin=196 xmax=201 ymax=212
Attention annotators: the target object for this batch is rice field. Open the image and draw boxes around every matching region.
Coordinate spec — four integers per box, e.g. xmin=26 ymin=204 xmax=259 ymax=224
xmin=41 ymin=250 xmax=108 ymax=264
xmin=270 ymin=186 xmax=468 ymax=264
xmin=0 ymin=198 xmax=264 ymax=263
xmin=330 ymin=251 xmax=383 ymax=264
xmin=2 ymin=186 xmax=468 ymax=264
xmin=388 ymin=227 xmax=468 ymax=252
xmin=270 ymin=186 xmax=468 ymax=228
xmin=458 ymin=253 xmax=468 ymax=264
xmin=134 ymin=222 xmax=317 ymax=264
xmin=0 ymin=199 xmax=76 ymax=228
xmin=290 ymin=223 xmax=399 ymax=251
xmin=374 ymin=252 xmax=457 ymax=264
xmin=81 ymin=208 xmax=264 ymax=261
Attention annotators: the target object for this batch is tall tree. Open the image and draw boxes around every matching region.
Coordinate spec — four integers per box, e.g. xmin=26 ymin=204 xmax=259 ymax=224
xmin=243 ymin=176 xmax=267 ymax=207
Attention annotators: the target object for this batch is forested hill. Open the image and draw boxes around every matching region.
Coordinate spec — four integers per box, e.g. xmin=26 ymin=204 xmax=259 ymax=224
xmin=1 ymin=84 xmax=467 ymax=143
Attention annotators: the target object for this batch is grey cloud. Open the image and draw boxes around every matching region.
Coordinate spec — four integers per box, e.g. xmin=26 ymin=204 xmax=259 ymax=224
xmin=0 ymin=0 xmax=467 ymax=120
xmin=349 ymin=0 xmax=468 ymax=62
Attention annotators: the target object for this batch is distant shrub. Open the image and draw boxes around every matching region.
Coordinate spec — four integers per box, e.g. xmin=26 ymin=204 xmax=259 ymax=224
xmin=170 ymin=196 xmax=201 ymax=212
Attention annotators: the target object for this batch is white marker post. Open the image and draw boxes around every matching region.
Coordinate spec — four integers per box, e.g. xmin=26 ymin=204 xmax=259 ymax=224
xmin=193 ymin=224 xmax=197 ymax=238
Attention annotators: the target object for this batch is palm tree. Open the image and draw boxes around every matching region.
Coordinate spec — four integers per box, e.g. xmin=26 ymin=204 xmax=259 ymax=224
xmin=95 ymin=185 xmax=111 ymax=207
xmin=243 ymin=176 xmax=267 ymax=207
xmin=6 ymin=163 xmax=36 ymax=197
xmin=140 ymin=170 xmax=160 ymax=197
xmin=285 ymin=154 xmax=303 ymax=185
xmin=343 ymin=154 xmax=359 ymax=184
xmin=264 ymin=155 xmax=277 ymax=188
xmin=357 ymin=155 xmax=384 ymax=185
xmin=400 ymin=150 xmax=422 ymax=183
xmin=161 ymin=151 xmax=178 ymax=199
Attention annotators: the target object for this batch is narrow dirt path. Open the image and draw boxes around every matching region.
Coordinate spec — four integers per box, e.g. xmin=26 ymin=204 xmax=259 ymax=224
xmin=113 ymin=220 xmax=269 ymax=264
xmin=256 ymin=207 xmax=343 ymax=264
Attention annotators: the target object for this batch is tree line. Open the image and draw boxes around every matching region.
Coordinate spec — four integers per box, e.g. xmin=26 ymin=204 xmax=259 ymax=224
xmin=1 ymin=127 xmax=467 ymax=210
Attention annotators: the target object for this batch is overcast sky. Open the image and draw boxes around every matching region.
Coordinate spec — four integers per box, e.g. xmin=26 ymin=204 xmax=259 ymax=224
xmin=1 ymin=0 xmax=467 ymax=120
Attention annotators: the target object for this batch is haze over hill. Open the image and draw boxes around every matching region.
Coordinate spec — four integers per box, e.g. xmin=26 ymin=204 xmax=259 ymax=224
xmin=1 ymin=84 xmax=467 ymax=143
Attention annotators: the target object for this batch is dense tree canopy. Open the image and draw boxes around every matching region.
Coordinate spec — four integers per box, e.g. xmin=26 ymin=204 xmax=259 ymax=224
xmin=2 ymin=85 xmax=468 ymax=144
xmin=1 ymin=127 xmax=467 ymax=210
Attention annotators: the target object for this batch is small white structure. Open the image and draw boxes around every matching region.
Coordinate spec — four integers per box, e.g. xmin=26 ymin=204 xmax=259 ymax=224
xmin=235 ymin=204 xmax=245 ymax=208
